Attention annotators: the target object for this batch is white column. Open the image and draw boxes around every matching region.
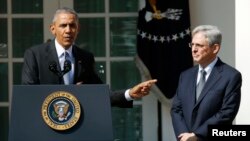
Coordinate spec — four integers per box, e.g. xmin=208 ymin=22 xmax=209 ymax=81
xmin=235 ymin=0 xmax=250 ymax=124
xmin=142 ymin=93 xmax=158 ymax=141
xmin=161 ymin=102 xmax=176 ymax=141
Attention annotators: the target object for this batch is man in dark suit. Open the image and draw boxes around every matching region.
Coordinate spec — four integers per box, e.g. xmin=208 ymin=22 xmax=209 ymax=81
xmin=171 ymin=25 xmax=242 ymax=141
xmin=22 ymin=7 xmax=157 ymax=108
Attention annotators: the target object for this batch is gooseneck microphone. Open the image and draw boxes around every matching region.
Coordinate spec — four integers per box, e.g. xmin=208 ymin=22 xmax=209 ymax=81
xmin=49 ymin=61 xmax=60 ymax=75
xmin=49 ymin=60 xmax=71 ymax=78
xmin=63 ymin=60 xmax=71 ymax=74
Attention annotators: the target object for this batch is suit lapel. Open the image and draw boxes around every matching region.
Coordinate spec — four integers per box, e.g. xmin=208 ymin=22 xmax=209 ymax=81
xmin=190 ymin=67 xmax=199 ymax=107
xmin=44 ymin=40 xmax=63 ymax=84
xmin=189 ymin=66 xmax=200 ymax=127
xmin=46 ymin=40 xmax=60 ymax=65
xmin=72 ymin=46 xmax=83 ymax=83
xmin=195 ymin=59 xmax=223 ymax=105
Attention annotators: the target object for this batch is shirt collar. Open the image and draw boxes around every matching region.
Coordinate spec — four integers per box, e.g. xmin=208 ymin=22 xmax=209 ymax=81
xmin=199 ymin=57 xmax=218 ymax=76
xmin=54 ymin=39 xmax=73 ymax=58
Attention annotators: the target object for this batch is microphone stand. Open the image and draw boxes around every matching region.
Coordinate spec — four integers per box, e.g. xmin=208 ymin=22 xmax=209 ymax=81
xmin=49 ymin=60 xmax=72 ymax=84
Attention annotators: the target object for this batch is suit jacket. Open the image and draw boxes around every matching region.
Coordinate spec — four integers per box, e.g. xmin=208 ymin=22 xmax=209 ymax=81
xmin=171 ymin=58 xmax=242 ymax=141
xmin=22 ymin=39 xmax=132 ymax=108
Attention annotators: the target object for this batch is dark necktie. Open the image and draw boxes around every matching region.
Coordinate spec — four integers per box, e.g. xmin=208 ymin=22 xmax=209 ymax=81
xmin=63 ymin=51 xmax=71 ymax=84
xmin=196 ymin=69 xmax=206 ymax=100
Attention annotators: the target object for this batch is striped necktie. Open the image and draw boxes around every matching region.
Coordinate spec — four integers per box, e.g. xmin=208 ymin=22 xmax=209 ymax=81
xmin=63 ymin=51 xmax=71 ymax=84
xmin=196 ymin=69 xmax=206 ymax=100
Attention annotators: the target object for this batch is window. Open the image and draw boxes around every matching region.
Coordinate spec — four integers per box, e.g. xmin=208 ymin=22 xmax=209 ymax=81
xmin=74 ymin=0 xmax=142 ymax=140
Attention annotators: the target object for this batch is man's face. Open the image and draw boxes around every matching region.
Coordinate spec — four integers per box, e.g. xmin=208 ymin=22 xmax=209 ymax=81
xmin=50 ymin=13 xmax=79 ymax=49
xmin=191 ymin=32 xmax=219 ymax=67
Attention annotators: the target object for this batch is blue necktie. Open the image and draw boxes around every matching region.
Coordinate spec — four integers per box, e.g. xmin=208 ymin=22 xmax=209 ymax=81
xmin=63 ymin=51 xmax=71 ymax=84
xmin=196 ymin=69 xmax=206 ymax=100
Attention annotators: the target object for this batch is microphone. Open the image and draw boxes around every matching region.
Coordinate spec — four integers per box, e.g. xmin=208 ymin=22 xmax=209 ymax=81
xmin=49 ymin=61 xmax=60 ymax=75
xmin=49 ymin=60 xmax=72 ymax=77
xmin=62 ymin=60 xmax=71 ymax=74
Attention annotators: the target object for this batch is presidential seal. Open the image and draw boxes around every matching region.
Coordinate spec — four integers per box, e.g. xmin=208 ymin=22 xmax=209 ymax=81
xmin=41 ymin=91 xmax=81 ymax=131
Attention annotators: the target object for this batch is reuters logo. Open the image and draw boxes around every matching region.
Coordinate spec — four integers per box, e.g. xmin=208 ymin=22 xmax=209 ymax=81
xmin=41 ymin=91 xmax=81 ymax=131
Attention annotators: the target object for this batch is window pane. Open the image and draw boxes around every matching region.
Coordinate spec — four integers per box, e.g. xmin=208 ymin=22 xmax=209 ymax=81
xmin=13 ymin=63 xmax=23 ymax=85
xmin=112 ymin=106 xmax=142 ymax=141
xmin=0 ymin=107 xmax=8 ymax=141
xmin=0 ymin=18 xmax=7 ymax=58
xmin=74 ymin=0 xmax=104 ymax=13
xmin=110 ymin=18 xmax=137 ymax=57
xmin=76 ymin=18 xmax=105 ymax=57
xmin=0 ymin=63 xmax=8 ymax=102
xmin=110 ymin=0 xmax=138 ymax=12
xmin=111 ymin=61 xmax=140 ymax=90
xmin=95 ymin=61 xmax=106 ymax=83
xmin=12 ymin=18 xmax=43 ymax=58
xmin=12 ymin=0 xmax=43 ymax=13
xmin=0 ymin=0 xmax=7 ymax=13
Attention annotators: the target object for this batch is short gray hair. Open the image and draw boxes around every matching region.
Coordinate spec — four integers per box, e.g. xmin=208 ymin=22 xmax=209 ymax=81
xmin=192 ymin=25 xmax=222 ymax=46
xmin=52 ymin=7 xmax=79 ymax=23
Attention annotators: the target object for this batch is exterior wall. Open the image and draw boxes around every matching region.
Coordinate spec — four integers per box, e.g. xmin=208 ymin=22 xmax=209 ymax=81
xmin=235 ymin=0 xmax=250 ymax=124
xmin=190 ymin=0 xmax=235 ymax=66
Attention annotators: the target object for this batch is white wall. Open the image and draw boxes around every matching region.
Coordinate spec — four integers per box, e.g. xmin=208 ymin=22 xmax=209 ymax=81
xmin=189 ymin=0 xmax=235 ymax=66
xmin=235 ymin=0 xmax=250 ymax=124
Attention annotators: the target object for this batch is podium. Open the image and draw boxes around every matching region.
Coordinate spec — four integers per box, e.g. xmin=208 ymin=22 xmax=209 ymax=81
xmin=9 ymin=85 xmax=114 ymax=141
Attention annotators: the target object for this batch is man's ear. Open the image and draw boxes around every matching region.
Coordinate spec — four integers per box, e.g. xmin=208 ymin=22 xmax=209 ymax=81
xmin=213 ymin=44 xmax=220 ymax=54
xmin=50 ymin=24 xmax=56 ymax=36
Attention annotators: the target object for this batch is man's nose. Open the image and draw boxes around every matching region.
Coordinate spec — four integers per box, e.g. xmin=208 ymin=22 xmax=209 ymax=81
xmin=65 ymin=25 xmax=71 ymax=32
